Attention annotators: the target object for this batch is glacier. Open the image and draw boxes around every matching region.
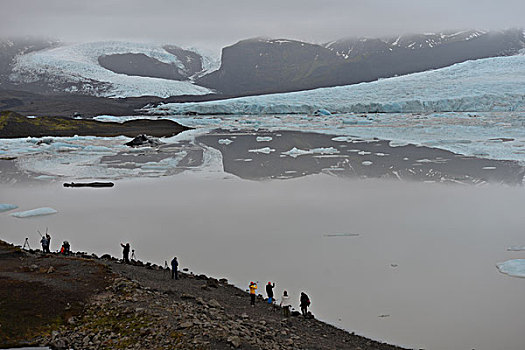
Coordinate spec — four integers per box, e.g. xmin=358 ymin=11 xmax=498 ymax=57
xmin=10 ymin=41 xmax=213 ymax=98
xmin=150 ymin=55 xmax=525 ymax=115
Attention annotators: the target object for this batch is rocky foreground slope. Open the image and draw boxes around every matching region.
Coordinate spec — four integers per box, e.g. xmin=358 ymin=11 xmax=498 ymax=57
xmin=0 ymin=240 xmax=407 ymax=349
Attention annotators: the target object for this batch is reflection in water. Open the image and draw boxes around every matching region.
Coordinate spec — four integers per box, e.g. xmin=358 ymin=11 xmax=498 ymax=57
xmin=1 ymin=175 xmax=525 ymax=350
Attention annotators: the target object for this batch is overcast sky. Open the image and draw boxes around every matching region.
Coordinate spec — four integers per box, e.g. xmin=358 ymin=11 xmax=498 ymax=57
xmin=1 ymin=0 xmax=523 ymax=50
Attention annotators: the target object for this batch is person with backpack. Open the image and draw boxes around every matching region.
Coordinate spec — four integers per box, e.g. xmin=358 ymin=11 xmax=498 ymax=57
xmin=280 ymin=290 xmax=291 ymax=317
xmin=40 ymin=235 xmax=49 ymax=253
xmin=171 ymin=257 xmax=179 ymax=280
xmin=249 ymin=281 xmax=258 ymax=306
xmin=266 ymin=282 xmax=275 ymax=303
xmin=300 ymin=292 xmax=311 ymax=316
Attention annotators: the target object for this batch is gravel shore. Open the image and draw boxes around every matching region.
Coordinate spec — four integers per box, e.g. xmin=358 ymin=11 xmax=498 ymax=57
xmin=0 ymin=240 xmax=408 ymax=349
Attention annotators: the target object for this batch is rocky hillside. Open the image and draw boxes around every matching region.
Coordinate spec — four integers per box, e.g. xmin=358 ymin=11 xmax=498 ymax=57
xmin=0 ymin=240 xmax=407 ymax=349
xmin=98 ymin=45 xmax=203 ymax=81
xmin=197 ymin=29 xmax=525 ymax=95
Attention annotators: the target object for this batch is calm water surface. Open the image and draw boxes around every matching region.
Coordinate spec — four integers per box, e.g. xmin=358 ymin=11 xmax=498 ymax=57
xmin=1 ymin=175 xmax=525 ymax=350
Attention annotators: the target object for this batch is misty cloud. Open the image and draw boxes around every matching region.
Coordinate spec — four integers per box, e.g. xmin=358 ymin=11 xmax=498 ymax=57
xmin=1 ymin=0 xmax=524 ymax=50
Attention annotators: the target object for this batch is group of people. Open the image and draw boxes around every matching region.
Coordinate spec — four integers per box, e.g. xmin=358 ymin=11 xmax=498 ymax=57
xmin=40 ymin=233 xmax=51 ymax=253
xmin=118 ymin=245 xmax=312 ymax=318
xmin=119 ymin=243 xmax=179 ymax=281
xmin=250 ymin=281 xmax=311 ymax=317
xmin=39 ymin=233 xmax=70 ymax=255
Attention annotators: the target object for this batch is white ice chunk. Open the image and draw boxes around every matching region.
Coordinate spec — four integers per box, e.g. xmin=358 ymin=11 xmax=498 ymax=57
xmin=362 ymin=161 xmax=373 ymax=166
xmin=0 ymin=204 xmax=18 ymax=213
xmin=256 ymin=136 xmax=273 ymax=142
xmin=496 ymin=259 xmax=525 ymax=278
xmin=507 ymin=246 xmax=525 ymax=251
xmin=282 ymin=147 xmax=339 ymax=158
xmin=218 ymin=139 xmax=234 ymax=145
xmin=248 ymin=147 xmax=275 ymax=154
xmin=10 ymin=207 xmax=58 ymax=218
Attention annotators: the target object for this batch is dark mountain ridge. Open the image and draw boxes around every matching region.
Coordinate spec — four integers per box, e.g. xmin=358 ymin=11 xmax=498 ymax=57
xmin=0 ymin=29 xmax=523 ymax=100
xmin=197 ymin=29 xmax=525 ymax=95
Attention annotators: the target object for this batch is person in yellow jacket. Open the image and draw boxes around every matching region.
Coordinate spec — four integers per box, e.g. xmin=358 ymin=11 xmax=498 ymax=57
xmin=249 ymin=281 xmax=258 ymax=306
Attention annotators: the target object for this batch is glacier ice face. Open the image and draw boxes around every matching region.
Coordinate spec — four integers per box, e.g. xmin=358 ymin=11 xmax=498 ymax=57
xmin=150 ymin=55 xmax=525 ymax=115
xmin=496 ymin=259 xmax=525 ymax=278
xmin=10 ymin=207 xmax=58 ymax=218
xmin=11 ymin=41 xmax=213 ymax=98
xmin=0 ymin=204 xmax=18 ymax=212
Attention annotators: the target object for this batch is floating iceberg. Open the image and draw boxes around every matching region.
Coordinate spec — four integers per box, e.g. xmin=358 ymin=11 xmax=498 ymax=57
xmin=0 ymin=204 xmax=18 ymax=213
xmin=218 ymin=139 xmax=234 ymax=145
xmin=507 ymin=246 xmax=525 ymax=252
xmin=248 ymin=147 xmax=275 ymax=154
xmin=10 ymin=207 xmax=58 ymax=218
xmin=497 ymin=259 xmax=525 ymax=278
xmin=149 ymin=55 xmax=525 ymax=115
xmin=282 ymin=147 xmax=339 ymax=158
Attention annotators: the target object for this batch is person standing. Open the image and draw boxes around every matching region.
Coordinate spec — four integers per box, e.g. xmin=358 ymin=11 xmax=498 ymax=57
xmin=171 ymin=257 xmax=179 ymax=280
xmin=300 ymin=292 xmax=310 ymax=317
xmin=266 ymin=282 xmax=275 ymax=303
xmin=280 ymin=290 xmax=291 ymax=317
xmin=40 ymin=235 xmax=48 ymax=253
xmin=46 ymin=233 xmax=51 ymax=253
xmin=249 ymin=281 xmax=258 ymax=306
xmin=120 ymin=243 xmax=130 ymax=264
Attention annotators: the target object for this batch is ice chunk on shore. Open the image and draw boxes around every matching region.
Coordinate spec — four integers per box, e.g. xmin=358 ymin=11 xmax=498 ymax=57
xmin=0 ymin=204 xmax=18 ymax=213
xmin=10 ymin=207 xmax=58 ymax=218
xmin=497 ymin=259 xmax=525 ymax=278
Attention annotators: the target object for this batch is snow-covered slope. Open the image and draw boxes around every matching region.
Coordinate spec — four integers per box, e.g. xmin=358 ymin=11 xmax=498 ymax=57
xmin=9 ymin=41 xmax=213 ymax=98
xmin=151 ymin=55 xmax=525 ymax=115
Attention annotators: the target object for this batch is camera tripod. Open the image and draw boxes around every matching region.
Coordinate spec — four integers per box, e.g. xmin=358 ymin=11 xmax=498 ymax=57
xmin=23 ymin=237 xmax=30 ymax=250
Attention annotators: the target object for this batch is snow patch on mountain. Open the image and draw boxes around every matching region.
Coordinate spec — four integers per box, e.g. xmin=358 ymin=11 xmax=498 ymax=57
xmin=10 ymin=41 xmax=213 ymax=98
xmin=150 ymin=55 xmax=525 ymax=115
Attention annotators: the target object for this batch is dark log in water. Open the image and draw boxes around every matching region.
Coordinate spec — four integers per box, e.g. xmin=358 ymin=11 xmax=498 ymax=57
xmin=63 ymin=182 xmax=114 ymax=188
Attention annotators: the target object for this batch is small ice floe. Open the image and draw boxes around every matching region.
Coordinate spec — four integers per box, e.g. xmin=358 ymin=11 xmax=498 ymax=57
xmin=507 ymin=246 xmax=525 ymax=251
xmin=26 ymin=115 xmax=37 ymax=119
xmin=248 ymin=147 xmax=275 ymax=154
xmin=34 ymin=175 xmax=57 ymax=181
xmin=375 ymin=153 xmax=388 ymax=156
xmin=482 ymin=166 xmax=496 ymax=170
xmin=389 ymin=140 xmax=409 ymax=147
xmin=496 ymin=259 xmax=525 ymax=278
xmin=0 ymin=204 xmax=18 ymax=213
xmin=323 ymin=233 xmax=360 ymax=237
xmin=332 ymin=136 xmax=353 ymax=142
xmin=282 ymin=147 xmax=339 ymax=158
xmin=362 ymin=161 xmax=373 ymax=166
xmin=314 ymin=108 xmax=331 ymax=116
xmin=218 ymin=139 xmax=233 ymax=145
xmin=256 ymin=136 xmax=272 ymax=142
xmin=357 ymin=151 xmax=371 ymax=155
xmin=10 ymin=207 xmax=58 ymax=218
